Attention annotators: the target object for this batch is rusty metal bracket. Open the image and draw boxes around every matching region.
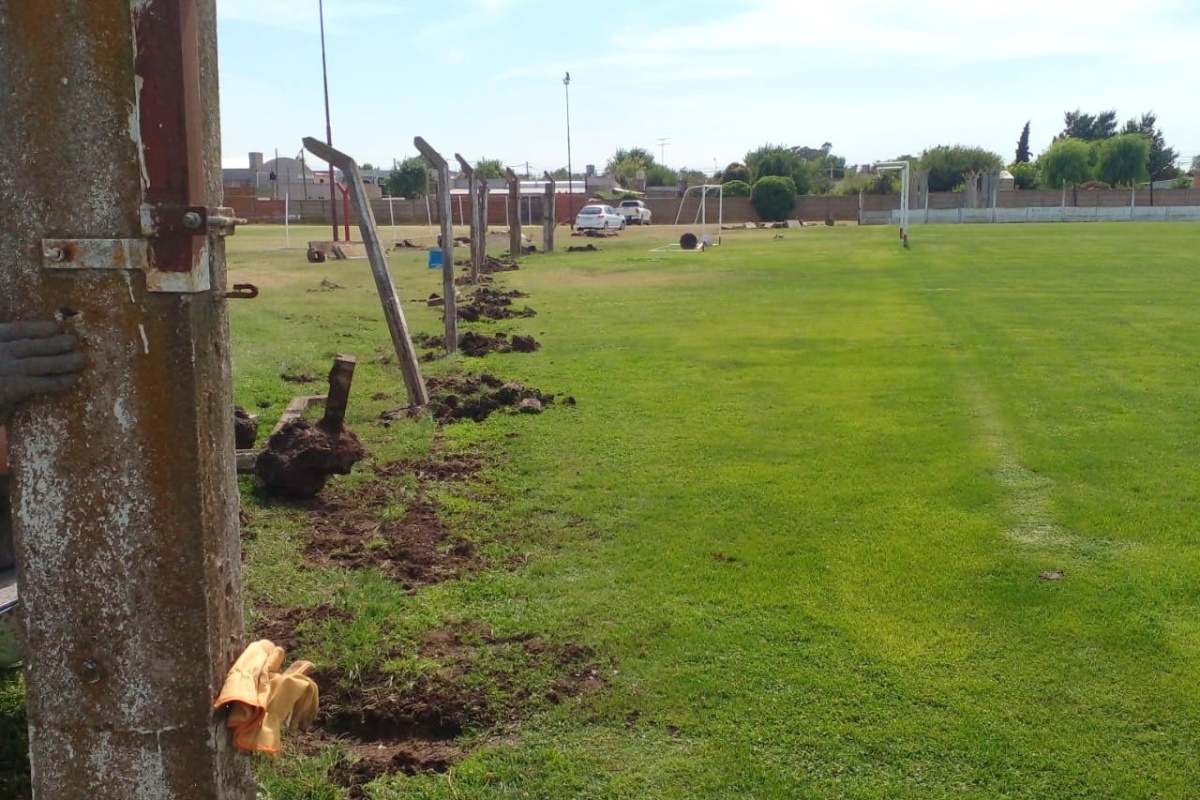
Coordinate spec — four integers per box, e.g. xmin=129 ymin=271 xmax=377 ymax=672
xmin=140 ymin=204 xmax=242 ymax=238
xmin=41 ymin=205 xmax=242 ymax=294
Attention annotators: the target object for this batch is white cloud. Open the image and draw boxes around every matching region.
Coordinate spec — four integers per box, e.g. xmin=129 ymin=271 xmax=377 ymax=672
xmin=614 ymin=0 xmax=1200 ymax=66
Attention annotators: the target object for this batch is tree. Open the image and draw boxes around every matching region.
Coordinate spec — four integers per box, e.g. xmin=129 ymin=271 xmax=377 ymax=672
xmin=1008 ymin=161 xmax=1038 ymax=190
xmin=1191 ymin=155 xmax=1200 ymax=174
xmin=1039 ymin=138 xmax=1092 ymax=187
xmin=551 ymin=167 xmax=571 ymax=179
xmin=1121 ymin=111 xmax=1178 ymax=180
xmin=750 ymin=176 xmax=797 ymax=221
xmin=919 ymin=145 xmax=1003 ymax=192
xmin=644 ymin=164 xmax=675 ymax=187
xmin=1061 ymin=109 xmax=1118 ymax=141
xmin=790 ymin=142 xmax=832 ymax=162
xmin=744 ymin=144 xmax=819 ymax=194
xmin=474 ymin=158 xmax=505 ymax=179
xmin=721 ymin=162 xmax=750 ymax=183
xmin=1015 ymin=122 xmax=1031 ymax=164
xmin=1096 ymin=133 xmax=1150 ymax=187
xmin=384 ymin=156 xmax=427 ymax=198
xmin=360 ymin=162 xmax=375 ymax=171
xmin=604 ymin=147 xmax=659 ymax=188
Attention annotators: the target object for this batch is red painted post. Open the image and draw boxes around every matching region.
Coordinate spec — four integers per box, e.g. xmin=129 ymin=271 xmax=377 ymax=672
xmin=0 ymin=1 xmax=254 ymax=796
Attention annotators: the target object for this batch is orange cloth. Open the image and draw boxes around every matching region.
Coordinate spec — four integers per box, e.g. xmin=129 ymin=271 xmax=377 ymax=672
xmin=213 ymin=639 xmax=319 ymax=755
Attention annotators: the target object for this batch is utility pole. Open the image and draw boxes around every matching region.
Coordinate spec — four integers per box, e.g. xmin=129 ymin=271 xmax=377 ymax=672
xmin=319 ymin=0 xmax=339 ymax=241
xmin=656 ymin=136 xmax=672 ymax=166
xmin=0 ymin=1 xmax=253 ymax=796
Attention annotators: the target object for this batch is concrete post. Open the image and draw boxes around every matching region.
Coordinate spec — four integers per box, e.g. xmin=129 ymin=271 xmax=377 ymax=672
xmin=505 ymin=168 xmax=522 ymax=257
xmin=542 ymin=172 xmax=556 ymax=253
xmin=475 ymin=177 xmax=488 ymax=283
xmin=0 ymin=1 xmax=253 ymax=797
xmin=454 ymin=155 xmax=482 ymax=282
xmin=414 ymin=137 xmax=457 ymax=354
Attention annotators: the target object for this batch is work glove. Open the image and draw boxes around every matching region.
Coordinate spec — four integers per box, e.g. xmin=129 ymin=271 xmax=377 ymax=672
xmin=214 ymin=639 xmax=319 ymax=755
xmin=0 ymin=321 xmax=85 ymax=424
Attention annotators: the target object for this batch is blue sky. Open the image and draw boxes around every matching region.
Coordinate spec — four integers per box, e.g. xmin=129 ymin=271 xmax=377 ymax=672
xmin=216 ymin=0 xmax=1200 ymax=174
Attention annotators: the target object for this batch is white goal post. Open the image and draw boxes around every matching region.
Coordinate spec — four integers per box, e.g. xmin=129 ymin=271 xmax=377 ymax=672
xmin=876 ymin=160 xmax=910 ymax=247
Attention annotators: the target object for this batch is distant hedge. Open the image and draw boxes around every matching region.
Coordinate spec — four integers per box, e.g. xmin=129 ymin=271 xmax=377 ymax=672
xmin=751 ymin=176 xmax=797 ymax=221
xmin=721 ymin=180 xmax=751 ymax=197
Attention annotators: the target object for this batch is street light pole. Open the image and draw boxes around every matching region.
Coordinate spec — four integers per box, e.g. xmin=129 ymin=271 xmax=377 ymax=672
xmin=319 ymin=0 xmax=339 ymax=241
xmin=564 ymin=71 xmax=572 ymax=222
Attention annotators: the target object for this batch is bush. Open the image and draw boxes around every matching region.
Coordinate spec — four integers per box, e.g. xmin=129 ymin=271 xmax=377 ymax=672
xmin=1009 ymin=161 xmax=1038 ymax=190
xmin=721 ymin=180 xmax=751 ymax=197
xmin=751 ymin=176 xmax=797 ymax=221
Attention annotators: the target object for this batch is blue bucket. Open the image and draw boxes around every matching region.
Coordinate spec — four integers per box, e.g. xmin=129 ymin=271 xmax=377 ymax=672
xmin=427 ymin=250 xmax=444 ymax=269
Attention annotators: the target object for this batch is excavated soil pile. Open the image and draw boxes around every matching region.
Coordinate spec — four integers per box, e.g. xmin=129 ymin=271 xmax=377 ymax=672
xmin=234 ymin=406 xmax=259 ymax=450
xmin=479 ymin=255 xmax=519 ymax=274
xmin=299 ymin=623 xmax=605 ymax=794
xmin=255 ymin=419 xmax=367 ymax=499
xmin=378 ymin=373 xmax=562 ymax=424
xmin=458 ymin=331 xmax=541 ymax=358
xmin=457 ymin=287 xmax=536 ymax=322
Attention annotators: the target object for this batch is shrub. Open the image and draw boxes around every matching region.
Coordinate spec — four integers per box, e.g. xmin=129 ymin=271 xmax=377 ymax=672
xmin=1008 ymin=161 xmax=1038 ymax=189
xmin=721 ymin=180 xmax=751 ymax=197
xmin=751 ymin=176 xmax=797 ymax=221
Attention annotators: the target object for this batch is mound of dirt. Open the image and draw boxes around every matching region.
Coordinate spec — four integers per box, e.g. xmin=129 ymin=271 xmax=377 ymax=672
xmin=457 ymin=287 xmax=536 ymax=322
xmin=377 ymin=373 xmax=558 ymax=425
xmin=479 ymin=255 xmax=519 ymax=274
xmin=234 ymin=406 xmax=258 ymax=450
xmin=458 ymin=331 xmax=541 ymax=358
xmin=255 ymin=419 xmax=367 ymax=499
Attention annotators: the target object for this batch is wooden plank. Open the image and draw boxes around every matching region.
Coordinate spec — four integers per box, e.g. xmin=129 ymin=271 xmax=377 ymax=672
xmin=320 ymin=355 xmax=356 ymax=430
xmin=543 ymin=171 xmax=556 ymax=253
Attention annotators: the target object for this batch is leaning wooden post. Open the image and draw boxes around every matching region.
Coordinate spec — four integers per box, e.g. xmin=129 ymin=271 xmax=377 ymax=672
xmin=302 ymin=138 xmax=429 ymax=407
xmin=0 ymin=1 xmax=254 ymax=795
xmin=415 ymin=137 xmax=457 ymax=354
xmin=454 ymin=154 xmax=479 ymax=283
xmin=505 ymin=168 xmax=523 ymax=257
xmin=542 ymin=171 xmax=557 ymax=252
xmin=475 ymin=177 xmax=488 ymax=283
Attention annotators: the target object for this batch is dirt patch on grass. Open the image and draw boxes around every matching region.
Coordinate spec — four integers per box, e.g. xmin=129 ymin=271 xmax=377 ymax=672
xmin=458 ymin=287 xmax=536 ymax=323
xmin=304 ymin=623 xmax=605 ymax=795
xmin=299 ymin=456 xmax=484 ymax=590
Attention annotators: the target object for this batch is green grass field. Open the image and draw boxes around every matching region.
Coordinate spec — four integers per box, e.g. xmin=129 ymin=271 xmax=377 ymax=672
xmin=7 ymin=221 xmax=1200 ymax=798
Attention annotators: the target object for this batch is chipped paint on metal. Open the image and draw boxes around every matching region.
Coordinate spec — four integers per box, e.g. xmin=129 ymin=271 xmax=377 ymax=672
xmin=129 ymin=76 xmax=149 ymax=192
xmin=138 ymin=323 xmax=149 ymax=354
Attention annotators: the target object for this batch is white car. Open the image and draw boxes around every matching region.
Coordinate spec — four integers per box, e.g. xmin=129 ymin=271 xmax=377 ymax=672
xmin=574 ymin=204 xmax=626 ymax=231
xmin=618 ymin=199 xmax=652 ymax=225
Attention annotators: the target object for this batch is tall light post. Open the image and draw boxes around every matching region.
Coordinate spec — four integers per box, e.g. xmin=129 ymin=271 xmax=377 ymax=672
xmin=319 ymin=0 xmax=338 ymax=241
xmin=563 ymin=71 xmax=573 ymax=221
